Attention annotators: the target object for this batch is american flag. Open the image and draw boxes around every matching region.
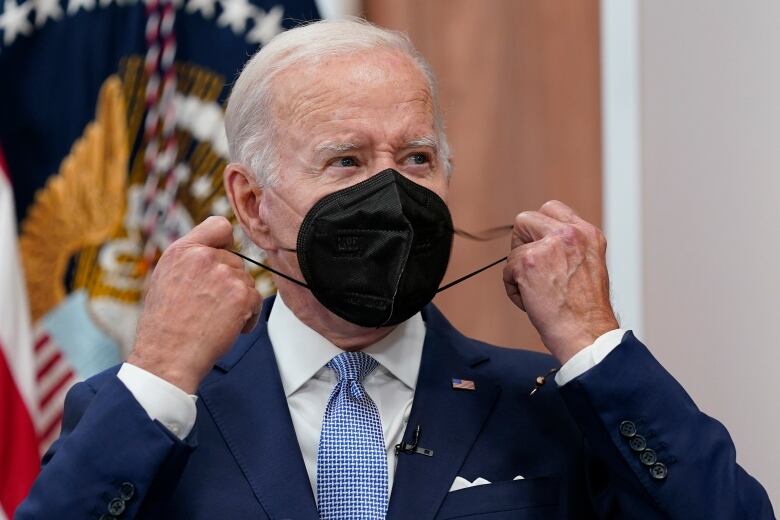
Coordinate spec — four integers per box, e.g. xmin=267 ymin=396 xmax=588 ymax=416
xmin=0 ymin=0 xmax=320 ymax=515
xmin=451 ymin=378 xmax=476 ymax=391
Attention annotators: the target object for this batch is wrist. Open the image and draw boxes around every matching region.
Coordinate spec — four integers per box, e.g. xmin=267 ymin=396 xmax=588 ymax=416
xmin=542 ymin=316 xmax=620 ymax=365
xmin=127 ymin=350 xmax=204 ymax=394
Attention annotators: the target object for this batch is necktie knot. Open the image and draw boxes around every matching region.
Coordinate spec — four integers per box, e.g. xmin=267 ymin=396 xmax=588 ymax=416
xmin=327 ymin=351 xmax=378 ymax=383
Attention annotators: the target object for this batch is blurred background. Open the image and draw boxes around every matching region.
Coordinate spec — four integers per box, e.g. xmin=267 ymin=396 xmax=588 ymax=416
xmin=1 ymin=0 xmax=778 ymax=514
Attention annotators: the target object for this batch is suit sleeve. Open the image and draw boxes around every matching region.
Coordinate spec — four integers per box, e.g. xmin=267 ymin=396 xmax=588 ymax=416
xmin=15 ymin=373 xmax=196 ymax=519
xmin=558 ymin=332 xmax=774 ymax=520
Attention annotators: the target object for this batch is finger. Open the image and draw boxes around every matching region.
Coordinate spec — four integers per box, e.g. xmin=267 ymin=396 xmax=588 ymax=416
xmin=212 ymin=248 xmax=245 ymax=271
xmin=242 ymin=314 xmax=260 ymax=334
xmin=538 ymin=200 xmax=582 ymax=224
xmin=502 ymin=262 xmax=526 ymax=312
xmin=241 ymin=287 xmax=263 ymax=333
xmin=183 ymin=216 xmax=234 ymax=249
xmin=511 ymin=211 xmax=563 ymax=248
xmin=223 ymin=264 xmax=257 ymax=290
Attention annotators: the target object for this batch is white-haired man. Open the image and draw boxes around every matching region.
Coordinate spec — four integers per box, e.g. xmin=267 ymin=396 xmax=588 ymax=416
xmin=19 ymin=19 xmax=773 ymax=520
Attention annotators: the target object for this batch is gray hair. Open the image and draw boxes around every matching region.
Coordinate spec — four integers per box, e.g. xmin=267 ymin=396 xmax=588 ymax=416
xmin=224 ymin=17 xmax=452 ymax=186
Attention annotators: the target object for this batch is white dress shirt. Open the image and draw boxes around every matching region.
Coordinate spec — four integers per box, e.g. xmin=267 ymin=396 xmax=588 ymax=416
xmin=117 ymin=295 xmax=627 ymax=496
xmin=267 ymin=293 xmax=424 ymax=495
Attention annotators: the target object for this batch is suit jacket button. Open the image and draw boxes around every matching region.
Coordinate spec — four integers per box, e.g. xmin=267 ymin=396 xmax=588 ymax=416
xmin=619 ymin=420 xmax=637 ymax=437
xmin=639 ymin=449 xmax=657 ymax=466
xmin=650 ymin=462 xmax=668 ymax=480
xmin=629 ymin=434 xmax=646 ymax=452
xmin=107 ymin=497 xmax=126 ymax=516
xmin=119 ymin=482 xmax=135 ymax=501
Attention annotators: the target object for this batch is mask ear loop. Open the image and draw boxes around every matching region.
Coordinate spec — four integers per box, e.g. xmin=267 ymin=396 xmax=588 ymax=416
xmin=436 ymin=256 xmax=508 ymax=293
xmin=452 ymin=224 xmax=513 ymax=241
xmin=436 ymin=224 xmax=514 ymax=293
xmin=230 ymin=224 xmax=515 ymax=293
xmin=230 ymin=250 xmax=309 ymax=288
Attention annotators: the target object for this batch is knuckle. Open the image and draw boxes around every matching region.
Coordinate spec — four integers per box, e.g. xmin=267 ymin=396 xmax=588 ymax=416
xmin=557 ymin=224 xmax=579 ymax=245
xmin=226 ymin=253 xmax=244 ymax=270
xmin=214 ymin=261 xmax=233 ymax=278
xmin=578 ymin=221 xmax=606 ymax=249
xmin=594 ymin=227 xmax=607 ymax=249
xmin=503 ymin=256 xmax=518 ymax=277
xmin=228 ymin=276 xmax=246 ymax=293
xmin=501 ymin=263 xmax=512 ymax=279
xmin=520 ymin=249 xmax=537 ymax=268
xmin=189 ymin=246 xmax=214 ymax=267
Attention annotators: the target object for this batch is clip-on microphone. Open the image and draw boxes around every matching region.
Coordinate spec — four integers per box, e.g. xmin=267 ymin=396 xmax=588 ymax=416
xmin=395 ymin=425 xmax=434 ymax=457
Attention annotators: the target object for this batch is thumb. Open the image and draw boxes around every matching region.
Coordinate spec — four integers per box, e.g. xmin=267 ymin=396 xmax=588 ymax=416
xmin=183 ymin=216 xmax=234 ymax=249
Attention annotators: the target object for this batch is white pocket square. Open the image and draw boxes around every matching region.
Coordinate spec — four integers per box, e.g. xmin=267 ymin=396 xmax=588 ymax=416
xmin=448 ymin=474 xmax=525 ymax=492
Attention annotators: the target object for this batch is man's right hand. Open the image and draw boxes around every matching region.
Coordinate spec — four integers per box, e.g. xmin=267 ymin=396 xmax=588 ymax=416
xmin=128 ymin=216 xmax=263 ymax=394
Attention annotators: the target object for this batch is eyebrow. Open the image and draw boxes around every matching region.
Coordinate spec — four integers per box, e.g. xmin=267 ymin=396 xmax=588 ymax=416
xmin=405 ymin=136 xmax=439 ymax=150
xmin=314 ymin=142 xmax=360 ymax=154
xmin=313 ymin=136 xmax=439 ymax=154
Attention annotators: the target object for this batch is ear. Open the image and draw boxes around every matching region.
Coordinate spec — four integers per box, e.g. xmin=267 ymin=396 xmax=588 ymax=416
xmin=223 ymin=163 xmax=275 ymax=250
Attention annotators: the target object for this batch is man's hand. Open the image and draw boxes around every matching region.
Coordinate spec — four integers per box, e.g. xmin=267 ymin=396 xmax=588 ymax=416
xmin=503 ymin=201 xmax=619 ymax=365
xmin=128 ymin=216 xmax=262 ymax=394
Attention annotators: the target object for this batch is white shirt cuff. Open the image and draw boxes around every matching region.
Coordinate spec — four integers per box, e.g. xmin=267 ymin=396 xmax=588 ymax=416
xmin=554 ymin=329 xmax=628 ymax=386
xmin=117 ymin=362 xmax=198 ymax=440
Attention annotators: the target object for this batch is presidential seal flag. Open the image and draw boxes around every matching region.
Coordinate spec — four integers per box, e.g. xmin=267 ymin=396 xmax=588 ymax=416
xmin=0 ymin=0 xmax=329 ymax=513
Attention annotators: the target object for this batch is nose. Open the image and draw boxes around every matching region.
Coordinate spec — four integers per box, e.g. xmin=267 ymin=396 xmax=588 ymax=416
xmin=372 ymin=155 xmax=400 ymax=175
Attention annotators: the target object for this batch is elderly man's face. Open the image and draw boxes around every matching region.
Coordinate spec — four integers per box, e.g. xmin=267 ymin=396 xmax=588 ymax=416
xmin=259 ymin=48 xmax=449 ymax=255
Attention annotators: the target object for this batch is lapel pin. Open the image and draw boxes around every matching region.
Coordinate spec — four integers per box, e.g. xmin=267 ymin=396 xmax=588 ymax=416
xmin=529 ymin=368 xmax=559 ymax=396
xmin=452 ymin=378 xmax=476 ymax=391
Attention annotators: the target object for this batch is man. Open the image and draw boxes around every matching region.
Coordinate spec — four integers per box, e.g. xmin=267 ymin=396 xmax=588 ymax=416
xmin=18 ymin=19 xmax=773 ymax=519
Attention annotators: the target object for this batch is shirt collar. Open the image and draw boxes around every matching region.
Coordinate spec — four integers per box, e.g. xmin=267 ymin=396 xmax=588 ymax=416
xmin=267 ymin=293 xmax=426 ymax=398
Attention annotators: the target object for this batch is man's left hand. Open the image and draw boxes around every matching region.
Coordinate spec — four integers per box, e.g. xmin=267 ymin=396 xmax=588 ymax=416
xmin=503 ymin=200 xmax=619 ymax=364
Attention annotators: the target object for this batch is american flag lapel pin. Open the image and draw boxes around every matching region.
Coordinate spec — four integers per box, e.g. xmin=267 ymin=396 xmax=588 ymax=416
xmin=452 ymin=378 xmax=476 ymax=391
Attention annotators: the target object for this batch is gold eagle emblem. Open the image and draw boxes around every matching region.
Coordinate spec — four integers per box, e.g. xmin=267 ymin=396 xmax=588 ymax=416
xmin=20 ymin=76 xmax=128 ymax=323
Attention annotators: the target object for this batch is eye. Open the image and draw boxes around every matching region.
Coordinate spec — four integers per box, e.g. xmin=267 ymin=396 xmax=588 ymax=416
xmin=332 ymin=156 xmax=359 ymax=168
xmin=406 ymin=152 xmax=431 ymax=165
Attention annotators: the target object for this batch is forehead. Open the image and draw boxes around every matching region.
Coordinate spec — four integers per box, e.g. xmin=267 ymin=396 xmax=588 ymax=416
xmin=270 ymin=48 xmax=435 ymax=135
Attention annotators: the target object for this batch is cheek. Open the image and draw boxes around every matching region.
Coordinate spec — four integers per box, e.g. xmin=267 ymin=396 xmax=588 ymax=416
xmin=259 ymin=195 xmax=294 ymax=240
xmin=262 ymin=186 xmax=318 ymax=236
xmin=431 ymin=177 xmax=449 ymax=204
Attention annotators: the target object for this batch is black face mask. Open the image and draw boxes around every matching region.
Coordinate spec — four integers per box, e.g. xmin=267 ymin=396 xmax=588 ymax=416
xmin=233 ymin=169 xmax=509 ymax=328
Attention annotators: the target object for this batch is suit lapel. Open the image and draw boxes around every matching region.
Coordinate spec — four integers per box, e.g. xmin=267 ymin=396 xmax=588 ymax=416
xmin=387 ymin=307 xmax=501 ymax=520
xmin=199 ymin=298 xmax=318 ymax=519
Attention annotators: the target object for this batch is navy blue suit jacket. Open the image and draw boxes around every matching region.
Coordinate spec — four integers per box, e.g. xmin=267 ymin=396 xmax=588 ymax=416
xmin=17 ymin=298 xmax=774 ymax=519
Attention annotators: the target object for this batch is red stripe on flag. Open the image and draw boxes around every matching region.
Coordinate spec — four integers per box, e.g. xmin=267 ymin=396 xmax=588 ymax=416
xmin=36 ymin=350 xmax=62 ymax=381
xmin=34 ymin=334 xmax=50 ymax=353
xmin=39 ymin=369 xmax=74 ymax=410
xmin=0 ymin=343 xmax=40 ymax=517
xmin=38 ymin=410 xmax=64 ymax=448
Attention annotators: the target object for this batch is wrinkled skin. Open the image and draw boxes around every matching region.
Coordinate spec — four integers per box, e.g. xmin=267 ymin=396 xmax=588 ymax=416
xmin=129 ymin=48 xmax=618 ymax=393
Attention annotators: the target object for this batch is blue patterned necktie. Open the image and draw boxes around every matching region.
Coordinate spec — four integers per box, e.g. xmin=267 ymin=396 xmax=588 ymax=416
xmin=317 ymin=351 xmax=389 ymax=520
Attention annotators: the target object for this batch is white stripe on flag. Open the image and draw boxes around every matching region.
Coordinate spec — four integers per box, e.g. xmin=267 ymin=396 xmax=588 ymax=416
xmin=0 ymin=167 xmax=36 ymax=414
xmin=0 ymin=159 xmax=40 ymax=515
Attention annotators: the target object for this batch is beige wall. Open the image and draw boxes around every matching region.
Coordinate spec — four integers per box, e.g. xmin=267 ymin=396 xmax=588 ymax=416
xmin=640 ymin=0 xmax=780 ymax=503
xmin=361 ymin=0 xmax=780 ymax=504
xmin=366 ymin=0 xmax=602 ymax=350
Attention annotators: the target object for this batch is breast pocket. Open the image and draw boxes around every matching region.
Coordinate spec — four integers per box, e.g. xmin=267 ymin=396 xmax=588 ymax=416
xmin=435 ymin=476 xmax=559 ymax=520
